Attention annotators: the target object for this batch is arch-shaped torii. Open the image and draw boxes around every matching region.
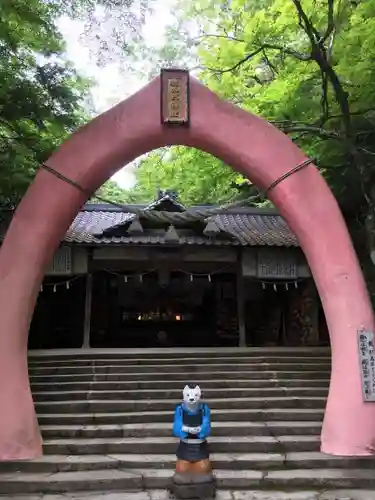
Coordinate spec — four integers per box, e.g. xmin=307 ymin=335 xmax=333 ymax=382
xmin=0 ymin=70 xmax=374 ymax=461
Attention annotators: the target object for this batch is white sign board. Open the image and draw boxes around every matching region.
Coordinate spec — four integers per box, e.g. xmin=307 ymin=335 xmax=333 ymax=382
xmin=358 ymin=329 xmax=375 ymax=402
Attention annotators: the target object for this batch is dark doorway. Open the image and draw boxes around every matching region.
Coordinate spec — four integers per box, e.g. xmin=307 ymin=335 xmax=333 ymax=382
xmin=90 ymin=270 xmax=238 ymax=347
xmin=29 ymin=276 xmax=86 ymax=349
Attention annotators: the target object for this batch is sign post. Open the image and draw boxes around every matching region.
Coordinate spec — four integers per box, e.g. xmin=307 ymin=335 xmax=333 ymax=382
xmin=358 ymin=329 xmax=375 ymax=402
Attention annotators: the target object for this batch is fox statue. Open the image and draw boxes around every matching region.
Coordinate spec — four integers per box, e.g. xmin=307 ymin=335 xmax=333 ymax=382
xmin=172 ymin=384 xmax=212 ymax=474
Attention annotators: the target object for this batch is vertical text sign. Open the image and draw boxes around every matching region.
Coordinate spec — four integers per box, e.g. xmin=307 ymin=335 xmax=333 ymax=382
xmin=358 ymin=329 xmax=375 ymax=402
xmin=161 ymin=69 xmax=189 ymax=125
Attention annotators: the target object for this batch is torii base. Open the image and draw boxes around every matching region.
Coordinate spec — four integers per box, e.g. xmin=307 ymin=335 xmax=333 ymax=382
xmin=171 ymin=472 xmax=216 ymax=499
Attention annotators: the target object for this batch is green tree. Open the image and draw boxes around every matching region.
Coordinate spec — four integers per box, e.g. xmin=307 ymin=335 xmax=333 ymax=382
xmin=0 ymin=0 xmax=156 ymax=207
xmin=132 ymin=0 xmax=375 ymax=224
xmin=0 ymin=0 xmax=90 ymax=206
xmin=127 ymin=0 xmax=375 ymax=296
xmin=50 ymin=0 xmax=154 ymax=66
xmin=93 ymin=179 xmax=129 ymax=204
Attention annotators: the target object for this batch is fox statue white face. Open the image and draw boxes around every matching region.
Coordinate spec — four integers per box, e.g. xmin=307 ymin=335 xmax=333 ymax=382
xmin=183 ymin=384 xmax=201 ymax=411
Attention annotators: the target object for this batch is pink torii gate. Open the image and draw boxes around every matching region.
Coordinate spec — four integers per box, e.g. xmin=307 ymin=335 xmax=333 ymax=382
xmin=0 ymin=72 xmax=374 ymax=461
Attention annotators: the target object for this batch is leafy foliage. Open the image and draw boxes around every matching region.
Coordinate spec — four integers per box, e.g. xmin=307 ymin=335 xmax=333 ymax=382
xmin=0 ymin=0 xmax=152 ymax=207
xmin=127 ymin=147 xmax=244 ymax=205
xmin=52 ymin=0 xmax=154 ymax=66
xmin=126 ymin=0 xmax=375 ymax=294
xmin=0 ymin=0 xmax=90 ymax=207
xmin=131 ymin=0 xmax=375 ymax=223
xmin=93 ymin=179 xmax=129 ymax=204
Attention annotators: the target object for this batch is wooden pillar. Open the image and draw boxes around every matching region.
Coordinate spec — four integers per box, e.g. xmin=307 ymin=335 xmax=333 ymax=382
xmin=82 ymin=273 xmax=93 ymax=348
xmin=237 ymin=263 xmax=246 ymax=347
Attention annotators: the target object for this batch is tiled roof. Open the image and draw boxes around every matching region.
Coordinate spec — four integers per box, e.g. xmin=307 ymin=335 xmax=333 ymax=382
xmin=213 ymin=213 xmax=298 ymax=247
xmin=64 ymin=205 xmax=298 ymax=247
xmin=0 ymin=196 xmax=299 ymax=247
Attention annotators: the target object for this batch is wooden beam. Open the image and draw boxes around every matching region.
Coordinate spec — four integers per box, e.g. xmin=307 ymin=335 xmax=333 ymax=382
xmin=82 ymin=273 xmax=93 ymax=348
xmin=237 ymin=262 xmax=246 ymax=347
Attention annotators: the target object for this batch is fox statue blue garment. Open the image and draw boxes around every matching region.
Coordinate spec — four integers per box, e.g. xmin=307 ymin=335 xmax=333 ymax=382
xmin=171 ymin=384 xmax=215 ymax=499
xmin=173 ymin=384 xmax=211 ymax=464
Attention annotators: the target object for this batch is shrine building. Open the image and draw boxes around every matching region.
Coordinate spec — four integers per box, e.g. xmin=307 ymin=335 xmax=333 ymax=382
xmin=0 ymin=190 xmax=328 ymax=350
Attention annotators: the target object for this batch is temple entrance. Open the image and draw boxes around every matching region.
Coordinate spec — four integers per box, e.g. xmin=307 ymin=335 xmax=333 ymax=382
xmin=90 ymin=270 xmax=218 ymax=347
xmin=0 ymin=69 xmax=374 ymax=460
xmin=87 ymin=269 xmax=239 ymax=348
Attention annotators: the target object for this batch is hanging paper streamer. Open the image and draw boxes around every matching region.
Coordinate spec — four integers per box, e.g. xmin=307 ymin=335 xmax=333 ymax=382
xmin=208 ymin=274 xmax=212 ymax=283
xmin=39 ymin=275 xmax=83 ymax=293
xmin=139 ymin=274 xmax=143 ymax=284
xmin=259 ymin=280 xmax=302 ymax=291
xmin=124 ymin=276 xmax=128 ymax=283
xmin=190 ymin=274 xmax=194 ymax=282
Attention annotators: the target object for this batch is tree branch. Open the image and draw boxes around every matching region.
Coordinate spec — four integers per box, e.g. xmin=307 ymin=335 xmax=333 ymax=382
xmin=273 ymin=122 xmax=341 ymax=140
xmin=206 ymin=43 xmax=310 ymax=73
xmin=323 ymin=0 xmax=335 ymax=41
xmin=194 ymin=33 xmax=246 ymax=43
xmin=292 ymin=0 xmax=322 ymax=44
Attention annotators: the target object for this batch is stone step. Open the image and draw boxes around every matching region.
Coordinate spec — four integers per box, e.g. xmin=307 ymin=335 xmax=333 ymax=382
xmin=30 ymin=378 xmax=331 ymax=391
xmin=28 ymin=362 xmax=330 ymax=375
xmin=2 ymin=490 xmax=375 ymax=500
xmin=28 ymin=356 xmax=331 ymax=367
xmin=1 ymin=468 xmax=375 ymax=494
xmin=34 ymin=396 xmax=326 ymax=414
xmin=31 ymin=378 xmax=329 ymax=394
xmin=32 ymin=387 xmax=329 ymax=402
xmin=41 ymin=435 xmax=320 ymax=455
xmin=28 ymin=346 xmax=331 ymax=359
xmin=29 ymin=370 xmax=330 ymax=382
xmin=2 ymin=491 xmax=375 ymax=500
xmin=36 ymin=408 xmax=325 ymax=425
xmin=2 ymin=452 xmax=375 ymax=474
xmin=39 ymin=421 xmax=323 ymax=439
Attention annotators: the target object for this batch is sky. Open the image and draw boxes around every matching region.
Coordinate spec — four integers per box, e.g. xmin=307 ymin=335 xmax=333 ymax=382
xmin=57 ymin=1 xmax=174 ymax=189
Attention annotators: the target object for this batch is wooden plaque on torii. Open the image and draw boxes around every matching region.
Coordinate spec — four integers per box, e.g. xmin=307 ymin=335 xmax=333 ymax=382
xmin=160 ymin=68 xmax=190 ymax=126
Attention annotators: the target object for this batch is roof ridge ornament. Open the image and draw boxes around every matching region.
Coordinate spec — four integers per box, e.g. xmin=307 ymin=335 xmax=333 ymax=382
xmin=203 ymin=220 xmax=221 ymax=237
xmin=128 ymin=218 xmax=144 ymax=234
xmin=164 ymin=224 xmax=180 ymax=244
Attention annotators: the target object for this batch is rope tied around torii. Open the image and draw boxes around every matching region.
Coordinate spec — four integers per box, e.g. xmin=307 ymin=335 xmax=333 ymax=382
xmin=40 ymin=163 xmax=262 ymax=224
xmin=39 ymin=157 xmax=314 ymax=225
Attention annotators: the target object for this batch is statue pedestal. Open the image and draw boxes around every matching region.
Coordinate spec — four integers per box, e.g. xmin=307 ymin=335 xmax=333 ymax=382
xmin=171 ymin=472 xmax=215 ymax=499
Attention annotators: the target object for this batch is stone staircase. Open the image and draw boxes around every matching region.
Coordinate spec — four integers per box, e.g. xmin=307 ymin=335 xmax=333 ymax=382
xmin=1 ymin=347 xmax=375 ymax=500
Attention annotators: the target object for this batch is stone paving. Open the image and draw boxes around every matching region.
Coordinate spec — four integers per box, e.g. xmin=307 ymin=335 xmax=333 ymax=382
xmin=2 ymin=490 xmax=375 ymax=500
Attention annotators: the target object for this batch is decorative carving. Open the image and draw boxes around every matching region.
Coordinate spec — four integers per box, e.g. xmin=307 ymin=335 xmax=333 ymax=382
xmin=161 ymin=69 xmax=190 ymax=126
